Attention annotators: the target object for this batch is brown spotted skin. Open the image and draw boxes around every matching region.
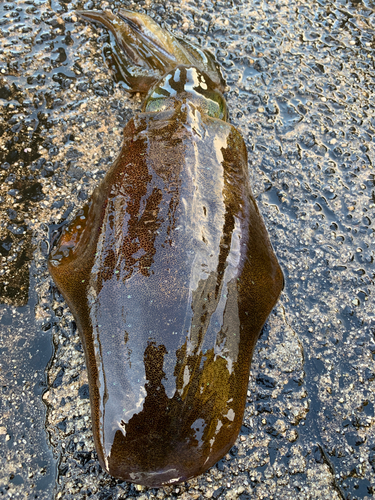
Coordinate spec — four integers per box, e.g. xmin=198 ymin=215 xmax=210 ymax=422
xmin=48 ymin=10 xmax=283 ymax=488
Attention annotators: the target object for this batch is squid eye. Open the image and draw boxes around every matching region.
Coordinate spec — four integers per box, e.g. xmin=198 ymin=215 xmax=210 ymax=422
xmin=144 ymin=96 xmax=175 ymax=113
xmin=202 ymin=91 xmax=228 ymax=120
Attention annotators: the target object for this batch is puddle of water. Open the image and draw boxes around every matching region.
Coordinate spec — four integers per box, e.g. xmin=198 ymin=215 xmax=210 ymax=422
xmin=0 ymin=264 xmax=56 ymax=499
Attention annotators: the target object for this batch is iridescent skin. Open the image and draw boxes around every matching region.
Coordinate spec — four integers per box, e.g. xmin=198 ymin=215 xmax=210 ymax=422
xmin=48 ymin=10 xmax=283 ymax=487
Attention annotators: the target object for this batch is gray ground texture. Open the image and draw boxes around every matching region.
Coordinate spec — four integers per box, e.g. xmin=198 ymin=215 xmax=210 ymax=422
xmin=0 ymin=0 xmax=375 ymax=498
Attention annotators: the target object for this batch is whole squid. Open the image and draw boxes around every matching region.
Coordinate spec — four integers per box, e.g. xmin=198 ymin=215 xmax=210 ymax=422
xmin=48 ymin=9 xmax=284 ymax=487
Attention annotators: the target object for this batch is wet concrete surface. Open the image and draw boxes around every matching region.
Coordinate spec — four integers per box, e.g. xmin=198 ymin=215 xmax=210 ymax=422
xmin=0 ymin=0 xmax=375 ymax=498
